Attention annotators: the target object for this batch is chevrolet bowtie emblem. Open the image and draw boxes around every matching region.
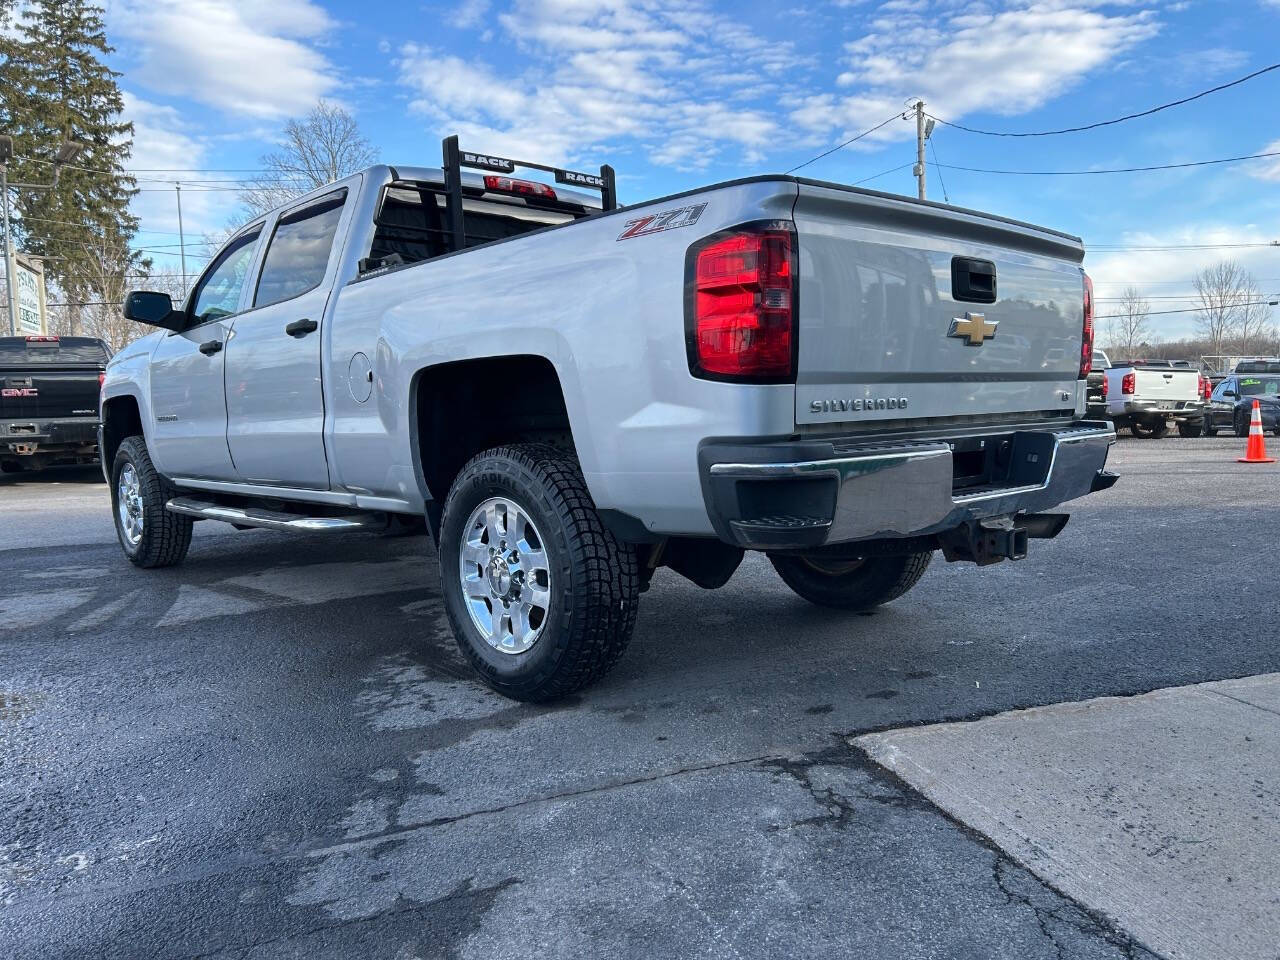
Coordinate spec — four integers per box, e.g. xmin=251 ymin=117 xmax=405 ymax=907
xmin=948 ymin=312 xmax=998 ymax=346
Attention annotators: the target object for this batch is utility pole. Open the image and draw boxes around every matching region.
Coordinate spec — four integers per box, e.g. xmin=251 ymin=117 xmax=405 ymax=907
xmin=2 ymin=160 xmax=16 ymax=336
xmin=914 ymin=100 xmax=927 ymax=201
xmin=175 ymin=182 xmax=188 ymax=297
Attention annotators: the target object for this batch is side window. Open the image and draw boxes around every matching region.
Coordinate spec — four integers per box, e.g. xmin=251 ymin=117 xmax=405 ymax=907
xmin=189 ymin=228 xmax=262 ymax=326
xmin=253 ymin=190 xmax=346 ymax=309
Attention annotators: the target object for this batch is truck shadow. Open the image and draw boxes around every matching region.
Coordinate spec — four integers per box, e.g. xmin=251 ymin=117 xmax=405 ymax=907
xmin=0 ymin=462 xmax=104 ymax=486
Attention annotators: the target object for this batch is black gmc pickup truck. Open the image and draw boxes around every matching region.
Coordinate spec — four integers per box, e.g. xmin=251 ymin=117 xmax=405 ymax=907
xmin=1 ymin=335 xmax=109 ymax=473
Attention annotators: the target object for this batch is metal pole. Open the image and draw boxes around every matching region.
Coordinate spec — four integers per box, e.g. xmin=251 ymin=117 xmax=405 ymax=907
xmin=175 ymin=181 xmax=188 ymax=297
xmin=914 ymin=100 xmax=927 ymax=201
xmin=2 ymin=165 xmax=16 ymax=335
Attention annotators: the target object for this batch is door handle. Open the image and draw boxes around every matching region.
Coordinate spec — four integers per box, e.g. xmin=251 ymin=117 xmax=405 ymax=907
xmin=199 ymin=339 xmax=223 ymax=356
xmin=951 ymin=257 xmax=998 ymax=304
xmin=286 ymin=318 xmax=318 ymax=337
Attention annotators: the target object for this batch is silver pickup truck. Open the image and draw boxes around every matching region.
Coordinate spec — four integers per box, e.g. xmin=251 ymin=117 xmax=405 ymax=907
xmin=102 ymin=138 xmax=1117 ymax=700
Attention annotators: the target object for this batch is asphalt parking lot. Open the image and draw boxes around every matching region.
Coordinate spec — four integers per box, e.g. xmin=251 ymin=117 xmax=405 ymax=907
xmin=2 ymin=436 xmax=1277 ymax=960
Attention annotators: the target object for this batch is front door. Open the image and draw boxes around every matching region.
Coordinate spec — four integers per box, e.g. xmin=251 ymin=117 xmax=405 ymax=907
xmin=148 ymin=225 xmax=264 ymax=481
xmin=223 ymin=189 xmax=349 ymax=489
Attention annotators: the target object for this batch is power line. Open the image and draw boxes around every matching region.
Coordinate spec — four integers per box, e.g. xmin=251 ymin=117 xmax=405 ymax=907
xmin=1092 ymin=277 xmax=1280 ymax=285
xmin=1088 ymin=241 xmax=1278 ymax=251
xmin=1096 ymin=300 xmax=1278 ymax=320
xmin=927 ymin=62 xmax=1280 ymax=137
xmin=937 ymin=149 xmax=1280 ymax=177
xmin=786 ymin=113 xmax=906 ymax=174
xmin=928 ymin=138 xmax=950 ymax=203
xmin=853 ymin=162 xmax=914 ymax=185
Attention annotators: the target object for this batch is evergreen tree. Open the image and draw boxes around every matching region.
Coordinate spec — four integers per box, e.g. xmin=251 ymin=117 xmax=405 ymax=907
xmin=4 ymin=0 xmax=141 ymax=333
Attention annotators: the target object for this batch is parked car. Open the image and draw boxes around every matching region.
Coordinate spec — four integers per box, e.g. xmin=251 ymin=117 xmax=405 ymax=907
xmin=1101 ymin=359 xmax=1204 ymax=438
xmin=1204 ymin=374 xmax=1280 ymax=437
xmin=1 ymin=335 xmax=109 ymax=473
xmin=1086 ymin=349 xmax=1110 ymax=419
xmin=101 ymin=138 xmax=1116 ymax=700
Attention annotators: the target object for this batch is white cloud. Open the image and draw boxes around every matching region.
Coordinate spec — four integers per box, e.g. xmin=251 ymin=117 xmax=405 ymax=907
xmin=120 ymin=93 xmax=233 ymax=253
xmin=1249 ymin=139 xmax=1280 ymax=182
xmin=451 ymin=0 xmax=492 ymax=28
xmin=1086 ymin=224 xmax=1280 ymax=340
xmin=108 ymin=0 xmax=339 ymax=118
xmin=793 ymin=1 xmax=1161 ymax=147
xmin=396 ymin=0 xmax=789 ymax=170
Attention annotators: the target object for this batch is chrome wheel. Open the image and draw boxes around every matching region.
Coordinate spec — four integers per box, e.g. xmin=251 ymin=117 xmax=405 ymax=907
xmin=117 ymin=462 xmax=144 ymax=547
xmin=458 ymin=496 xmax=552 ymax=655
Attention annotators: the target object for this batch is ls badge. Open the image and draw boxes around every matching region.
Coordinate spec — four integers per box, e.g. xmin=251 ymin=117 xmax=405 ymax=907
xmin=948 ymin=312 xmax=998 ymax=346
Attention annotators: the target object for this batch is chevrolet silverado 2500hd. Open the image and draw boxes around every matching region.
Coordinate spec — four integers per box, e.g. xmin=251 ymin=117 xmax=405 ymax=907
xmin=101 ymin=138 xmax=1116 ymax=700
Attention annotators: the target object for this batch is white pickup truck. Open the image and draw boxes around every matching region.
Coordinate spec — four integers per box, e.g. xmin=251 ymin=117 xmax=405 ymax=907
xmin=102 ymin=137 xmax=1117 ymax=700
xmin=1101 ymin=359 xmax=1205 ymax=438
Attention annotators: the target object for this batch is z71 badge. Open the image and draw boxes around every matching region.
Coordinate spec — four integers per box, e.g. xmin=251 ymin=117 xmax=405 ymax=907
xmin=617 ymin=203 xmax=707 ymax=241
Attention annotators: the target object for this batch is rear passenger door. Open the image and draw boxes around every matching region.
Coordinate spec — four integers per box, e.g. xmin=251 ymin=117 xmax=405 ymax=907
xmin=223 ymin=189 xmax=351 ymax=489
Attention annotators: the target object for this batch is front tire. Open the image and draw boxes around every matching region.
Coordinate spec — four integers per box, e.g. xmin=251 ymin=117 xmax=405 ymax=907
xmin=438 ymin=444 xmax=639 ymax=702
xmin=1203 ymin=415 xmax=1218 ymax=437
xmin=1177 ymin=419 xmax=1203 ymax=438
xmin=111 ymin=436 xmax=193 ymax=568
xmin=769 ymin=551 xmax=932 ymax=611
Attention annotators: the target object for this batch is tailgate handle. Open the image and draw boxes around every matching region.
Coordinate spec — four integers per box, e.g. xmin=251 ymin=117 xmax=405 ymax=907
xmin=952 ymin=257 xmax=997 ymax=304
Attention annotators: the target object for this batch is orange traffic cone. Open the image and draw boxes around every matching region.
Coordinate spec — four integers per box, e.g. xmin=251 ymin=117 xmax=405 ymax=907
xmin=1238 ymin=400 xmax=1276 ymax=464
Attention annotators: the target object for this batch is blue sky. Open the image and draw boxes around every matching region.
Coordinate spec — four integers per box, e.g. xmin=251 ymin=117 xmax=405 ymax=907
xmin=101 ymin=0 xmax=1280 ymax=339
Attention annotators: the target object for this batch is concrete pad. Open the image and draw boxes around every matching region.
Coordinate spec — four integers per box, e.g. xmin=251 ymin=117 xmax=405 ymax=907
xmin=855 ymin=675 xmax=1280 ymax=960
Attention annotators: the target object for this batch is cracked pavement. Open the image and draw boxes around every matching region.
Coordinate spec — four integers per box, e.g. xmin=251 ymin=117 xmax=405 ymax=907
xmin=1 ymin=437 xmax=1274 ymax=958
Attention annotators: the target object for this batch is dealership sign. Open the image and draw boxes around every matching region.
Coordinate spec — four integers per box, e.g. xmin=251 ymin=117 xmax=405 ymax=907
xmin=13 ymin=254 xmax=47 ymax=334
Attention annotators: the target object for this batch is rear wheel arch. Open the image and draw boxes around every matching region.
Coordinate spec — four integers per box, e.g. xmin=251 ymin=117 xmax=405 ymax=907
xmin=101 ymin=393 xmax=144 ymax=472
xmin=411 ymin=355 xmax=578 ymax=511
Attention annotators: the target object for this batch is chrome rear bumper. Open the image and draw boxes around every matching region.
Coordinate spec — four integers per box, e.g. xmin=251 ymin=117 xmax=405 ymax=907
xmin=700 ymin=422 xmax=1116 ymax=550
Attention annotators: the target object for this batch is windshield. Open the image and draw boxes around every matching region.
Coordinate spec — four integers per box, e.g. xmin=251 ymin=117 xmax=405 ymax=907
xmin=1238 ymin=377 xmax=1280 ymax=397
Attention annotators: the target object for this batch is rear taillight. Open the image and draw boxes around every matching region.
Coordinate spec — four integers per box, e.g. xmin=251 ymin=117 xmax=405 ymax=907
xmin=99 ymin=372 xmax=106 ymax=390
xmin=1200 ymin=375 xmax=1211 ymax=401
xmin=483 ymin=175 xmax=556 ymax=200
xmin=1101 ymin=375 xmax=1108 ymax=400
xmin=1080 ymin=273 xmax=1094 ymax=377
xmin=687 ymin=225 xmax=796 ymax=381
xmin=1122 ymin=371 xmax=1136 ymax=395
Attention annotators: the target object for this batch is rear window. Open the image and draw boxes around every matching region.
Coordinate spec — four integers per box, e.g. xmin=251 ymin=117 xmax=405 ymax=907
xmin=0 ymin=337 xmax=109 ymax=365
xmin=254 ymin=190 xmax=347 ymax=308
xmin=364 ymin=183 xmax=584 ymax=272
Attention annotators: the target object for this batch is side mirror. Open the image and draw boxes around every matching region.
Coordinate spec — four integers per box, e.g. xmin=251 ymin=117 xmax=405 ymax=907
xmin=1223 ymin=390 xmax=1237 ymax=398
xmin=123 ymin=290 xmax=184 ymax=331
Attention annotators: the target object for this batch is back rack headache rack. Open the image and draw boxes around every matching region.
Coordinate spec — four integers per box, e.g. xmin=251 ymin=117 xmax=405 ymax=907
xmin=441 ymin=134 xmax=617 ymax=252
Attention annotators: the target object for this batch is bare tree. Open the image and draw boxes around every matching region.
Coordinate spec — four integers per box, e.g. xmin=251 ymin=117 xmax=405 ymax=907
xmin=78 ymin=232 xmax=142 ymax=353
xmin=1106 ymin=286 xmax=1152 ymax=358
xmin=1195 ymin=261 xmax=1269 ymax=356
xmin=239 ymin=101 xmax=377 ymax=217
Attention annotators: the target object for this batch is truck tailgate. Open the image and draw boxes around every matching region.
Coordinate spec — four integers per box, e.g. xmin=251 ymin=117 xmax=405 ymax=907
xmin=792 ymin=181 xmax=1086 ymax=427
xmin=1134 ymin=368 xmax=1199 ymax=402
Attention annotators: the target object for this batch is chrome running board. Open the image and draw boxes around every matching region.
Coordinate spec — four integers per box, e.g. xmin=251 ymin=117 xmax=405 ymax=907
xmin=165 ymin=496 xmax=382 ymax=532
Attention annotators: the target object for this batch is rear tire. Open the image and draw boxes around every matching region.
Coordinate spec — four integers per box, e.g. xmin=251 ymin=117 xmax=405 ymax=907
xmin=1131 ymin=419 xmax=1167 ymax=439
xmin=769 ymin=551 xmax=932 ymax=611
xmin=0 ymin=459 xmax=23 ymax=474
xmin=438 ymin=443 xmax=639 ymax=702
xmin=111 ymin=436 xmax=193 ymax=568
